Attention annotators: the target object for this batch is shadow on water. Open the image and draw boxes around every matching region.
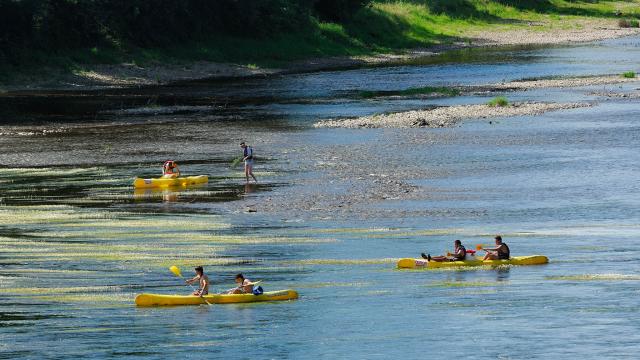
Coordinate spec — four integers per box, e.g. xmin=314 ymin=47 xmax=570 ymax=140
xmin=0 ymin=43 xmax=565 ymax=122
xmin=0 ymin=311 xmax=68 ymax=327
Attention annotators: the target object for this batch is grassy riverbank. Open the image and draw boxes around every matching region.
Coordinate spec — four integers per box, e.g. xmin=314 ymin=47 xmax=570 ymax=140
xmin=2 ymin=0 xmax=640 ymax=88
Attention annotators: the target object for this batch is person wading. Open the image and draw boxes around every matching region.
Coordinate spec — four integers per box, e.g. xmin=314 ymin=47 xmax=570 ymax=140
xmin=240 ymin=142 xmax=257 ymax=183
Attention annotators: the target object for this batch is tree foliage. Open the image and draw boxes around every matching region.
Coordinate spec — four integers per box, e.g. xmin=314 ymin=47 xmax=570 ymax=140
xmin=0 ymin=0 xmax=371 ymax=64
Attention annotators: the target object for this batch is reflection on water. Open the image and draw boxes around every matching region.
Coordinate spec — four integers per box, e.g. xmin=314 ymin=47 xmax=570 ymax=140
xmin=1 ymin=37 xmax=640 ymax=358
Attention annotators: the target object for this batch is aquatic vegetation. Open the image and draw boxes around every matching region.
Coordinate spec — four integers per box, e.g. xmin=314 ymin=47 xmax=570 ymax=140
xmin=0 ymin=285 xmax=135 ymax=295
xmin=487 ymin=96 xmax=509 ymax=107
xmin=301 ymin=227 xmax=398 ymax=235
xmin=295 ymin=282 xmax=372 ymax=289
xmin=358 ymin=86 xmax=461 ymax=99
xmin=427 ymin=281 xmax=508 ymax=288
xmin=622 ymin=71 xmax=636 ymax=78
xmin=545 ymin=274 xmax=640 ymax=281
xmin=230 ymin=156 xmax=243 ymax=168
xmin=0 ymin=167 xmax=110 ymax=178
xmin=280 ymin=258 xmax=396 ymax=266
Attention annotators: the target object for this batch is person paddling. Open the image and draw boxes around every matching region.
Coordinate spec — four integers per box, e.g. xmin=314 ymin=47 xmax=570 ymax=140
xmin=226 ymin=273 xmax=257 ymax=294
xmin=482 ymin=235 xmax=510 ymax=260
xmin=422 ymin=240 xmax=467 ymax=262
xmin=185 ymin=266 xmax=209 ymax=296
xmin=162 ymin=160 xmax=180 ymax=179
xmin=240 ymin=142 xmax=257 ymax=183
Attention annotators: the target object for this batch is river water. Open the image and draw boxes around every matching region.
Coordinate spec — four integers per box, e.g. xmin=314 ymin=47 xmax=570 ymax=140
xmin=1 ymin=36 xmax=639 ymax=359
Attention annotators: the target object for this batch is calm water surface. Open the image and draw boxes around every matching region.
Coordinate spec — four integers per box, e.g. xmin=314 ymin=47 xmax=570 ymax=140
xmin=1 ymin=37 xmax=639 ymax=359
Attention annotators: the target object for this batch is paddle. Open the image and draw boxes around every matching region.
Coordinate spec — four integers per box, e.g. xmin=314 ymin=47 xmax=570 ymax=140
xmin=169 ymin=265 xmax=212 ymax=306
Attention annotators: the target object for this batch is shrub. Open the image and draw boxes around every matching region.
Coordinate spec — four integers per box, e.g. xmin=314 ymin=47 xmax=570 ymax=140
xmin=618 ymin=18 xmax=640 ymax=28
xmin=622 ymin=71 xmax=636 ymax=78
xmin=487 ymin=96 xmax=509 ymax=107
xmin=314 ymin=0 xmax=371 ymax=22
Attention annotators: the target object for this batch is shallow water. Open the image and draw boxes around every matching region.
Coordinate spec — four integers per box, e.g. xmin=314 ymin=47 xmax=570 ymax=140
xmin=1 ymin=37 xmax=640 ymax=359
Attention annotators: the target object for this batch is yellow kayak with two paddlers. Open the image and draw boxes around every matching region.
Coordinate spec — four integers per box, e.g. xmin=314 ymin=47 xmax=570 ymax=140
xmin=133 ymin=175 xmax=209 ymax=189
xmin=397 ymin=255 xmax=549 ymax=269
xmin=135 ymin=289 xmax=299 ymax=306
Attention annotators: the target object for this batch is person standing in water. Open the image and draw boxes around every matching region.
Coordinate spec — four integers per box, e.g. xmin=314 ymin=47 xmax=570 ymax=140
xmin=240 ymin=142 xmax=257 ymax=183
xmin=185 ymin=266 xmax=209 ymax=296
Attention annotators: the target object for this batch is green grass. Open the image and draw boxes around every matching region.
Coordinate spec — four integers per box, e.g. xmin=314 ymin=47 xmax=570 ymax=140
xmin=619 ymin=18 xmax=640 ymax=28
xmin=3 ymin=0 xmax=640 ymax=85
xmin=359 ymin=86 xmax=461 ymax=98
xmin=622 ymin=71 xmax=636 ymax=78
xmin=487 ymin=96 xmax=509 ymax=107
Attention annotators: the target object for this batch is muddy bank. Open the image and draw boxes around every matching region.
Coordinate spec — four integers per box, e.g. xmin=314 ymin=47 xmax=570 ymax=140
xmin=315 ymin=102 xmax=591 ymax=129
xmin=2 ymin=20 xmax=639 ymax=92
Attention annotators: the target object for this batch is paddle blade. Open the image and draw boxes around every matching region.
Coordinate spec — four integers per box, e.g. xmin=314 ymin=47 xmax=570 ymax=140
xmin=476 ymin=244 xmax=483 ymax=250
xmin=169 ymin=265 xmax=182 ymax=278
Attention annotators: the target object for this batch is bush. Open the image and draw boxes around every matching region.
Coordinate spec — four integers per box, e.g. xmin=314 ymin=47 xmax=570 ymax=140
xmin=314 ymin=0 xmax=371 ymax=22
xmin=0 ymin=0 xmax=317 ymax=59
xmin=618 ymin=18 xmax=640 ymax=28
xmin=622 ymin=71 xmax=636 ymax=78
xmin=487 ymin=96 xmax=509 ymax=107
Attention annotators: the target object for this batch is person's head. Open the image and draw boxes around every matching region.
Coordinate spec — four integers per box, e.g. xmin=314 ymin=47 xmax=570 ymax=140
xmin=240 ymin=142 xmax=247 ymax=148
xmin=454 ymin=239 xmax=462 ymax=247
xmin=494 ymin=235 xmax=502 ymax=244
xmin=235 ymin=273 xmax=245 ymax=284
xmin=194 ymin=266 xmax=204 ymax=276
xmin=164 ymin=160 xmax=176 ymax=169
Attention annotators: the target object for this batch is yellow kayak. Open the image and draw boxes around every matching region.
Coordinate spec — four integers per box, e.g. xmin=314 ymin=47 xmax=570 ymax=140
xmin=135 ymin=289 xmax=299 ymax=306
xmin=133 ymin=175 xmax=208 ymax=189
xmin=397 ymin=255 xmax=549 ymax=269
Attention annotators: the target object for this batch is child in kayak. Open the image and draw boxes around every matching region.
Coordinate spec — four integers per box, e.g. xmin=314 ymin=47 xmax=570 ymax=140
xmin=226 ymin=273 xmax=257 ymax=294
xmin=421 ymin=240 xmax=467 ymax=262
xmin=482 ymin=235 xmax=510 ymax=260
xmin=186 ymin=266 xmax=209 ymax=296
xmin=240 ymin=142 xmax=257 ymax=183
xmin=162 ymin=160 xmax=180 ymax=178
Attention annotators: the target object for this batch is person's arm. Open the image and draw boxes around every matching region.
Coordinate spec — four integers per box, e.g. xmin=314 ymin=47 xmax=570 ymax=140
xmin=482 ymin=246 xmax=498 ymax=252
xmin=185 ymin=275 xmax=198 ymax=285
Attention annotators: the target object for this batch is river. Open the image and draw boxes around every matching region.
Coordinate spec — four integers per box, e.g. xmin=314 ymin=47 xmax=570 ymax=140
xmin=1 ymin=36 xmax=639 ymax=359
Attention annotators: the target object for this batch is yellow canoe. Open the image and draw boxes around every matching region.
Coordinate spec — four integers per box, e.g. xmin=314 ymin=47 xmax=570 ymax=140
xmin=397 ymin=255 xmax=549 ymax=269
xmin=135 ymin=289 xmax=299 ymax=306
xmin=133 ymin=175 xmax=208 ymax=189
